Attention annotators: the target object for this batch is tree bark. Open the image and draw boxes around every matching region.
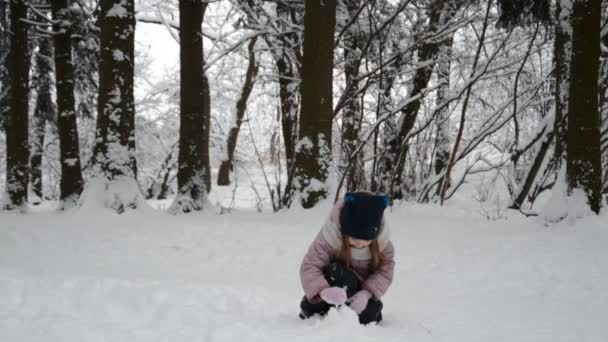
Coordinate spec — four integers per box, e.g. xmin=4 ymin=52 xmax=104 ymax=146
xmin=4 ymin=0 xmax=30 ymax=210
xmin=276 ymin=54 xmax=299 ymax=203
xmin=217 ymin=37 xmax=258 ymax=186
xmin=294 ymin=0 xmax=337 ymax=208
xmin=30 ymin=113 xmax=45 ymax=202
xmin=0 ymin=1 xmax=9 ymax=130
xmin=341 ymin=0 xmax=365 ymax=192
xmin=171 ymin=0 xmax=212 ymax=213
xmin=433 ymin=33 xmax=455 ymax=197
xmin=600 ymin=9 xmax=608 ymax=199
xmin=51 ymin=0 xmax=85 ymax=208
xmin=273 ymin=1 xmax=302 ymax=207
xmin=31 ymin=37 xmax=55 ymax=203
xmin=496 ymin=0 xmax=551 ymax=28
xmin=565 ymin=0 xmax=603 ymax=214
xmin=86 ymin=0 xmax=141 ymax=213
xmin=553 ymin=0 xmax=571 ymax=166
xmin=71 ymin=6 xmax=99 ymax=120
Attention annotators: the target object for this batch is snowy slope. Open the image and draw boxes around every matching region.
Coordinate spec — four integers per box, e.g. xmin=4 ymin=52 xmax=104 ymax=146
xmin=1 ymin=201 xmax=607 ymax=342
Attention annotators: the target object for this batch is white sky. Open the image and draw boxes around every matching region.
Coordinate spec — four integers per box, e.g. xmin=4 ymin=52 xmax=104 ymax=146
xmin=135 ymin=23 xmax=180 ymax=79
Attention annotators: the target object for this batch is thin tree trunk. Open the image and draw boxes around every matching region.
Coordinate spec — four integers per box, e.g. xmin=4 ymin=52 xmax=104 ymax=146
xmin=145 ymin=142 xmax=177 ymax=200
xmin=383 ymin=0 xmax=462 ymax=199
xmin=341 ymin=0 xmax=364 ymax=192
xmin=30 ymin=114 xmax=45 ymax=203
xmin=157 ymin=164 xmax=175 ymax=200
xmin=86 ymin=0 xmax=140 ymax=213
xmin=553 ymin=0 xmax=571 ymax=166
xmin=371 ymin=40 xmax=401 ymax=193
xmin=433 ymin=33 xmax=455 ymax=198
xmin=518 ymin=0 xmax=572 ymax=211
xmin=217 ymin=37 xmax=258 ymax=186
xmin=294 ymin=0 xmax=337 ymax=208
xmin=434 ymin=48 xmax=452 ymax=175
xmin=566 ymin=0 xmax=603 ymax=214
xmin=274 ymin=1 xmax=302 ymax=207
xmin=71 ymin=7 xmax=99 ymax=121
xmin=440 ymin=0 xmax=492 ymax=205
xmin=510 ymin=127 xmax=554 ymax=209
xmin=31 ymin=37 xmax=55 ymax=203
xmin=51 ymin=0 xmax=85 ymax=208
xmin=600 ymin=14 xmax=608 ymax=199
xmin=0 ymin=1 xmax=9 ymax=129
xmin=171 ymin=0 xmax=211 ymax=213
xmin=239 ymin=0 xmax=301 ymax=206
xmin=4 ymin=0 xmax=30 ymax=210
xmin=276 ymin=54 xmax=299 ymax=206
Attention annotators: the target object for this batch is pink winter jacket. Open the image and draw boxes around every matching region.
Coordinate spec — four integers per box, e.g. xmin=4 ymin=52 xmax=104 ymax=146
xmin=300 ymin=199 xmax=395 ymax=302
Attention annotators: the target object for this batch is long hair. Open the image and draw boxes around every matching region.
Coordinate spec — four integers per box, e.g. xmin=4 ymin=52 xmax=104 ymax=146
xmin=336 ymin=233 xmax=384 ymax=273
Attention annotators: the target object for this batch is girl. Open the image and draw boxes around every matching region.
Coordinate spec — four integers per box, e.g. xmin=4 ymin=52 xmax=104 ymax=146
xmin=299 ymin=192 xmax=395 ymax=325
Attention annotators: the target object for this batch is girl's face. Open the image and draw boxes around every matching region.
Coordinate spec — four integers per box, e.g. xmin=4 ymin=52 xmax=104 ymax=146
xmin=348 ymin=237 xmax=372 ymax=249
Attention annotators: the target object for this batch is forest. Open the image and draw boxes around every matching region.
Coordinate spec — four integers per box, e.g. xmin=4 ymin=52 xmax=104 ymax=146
xmin=0 ymin=0 xmax=606 ymax=217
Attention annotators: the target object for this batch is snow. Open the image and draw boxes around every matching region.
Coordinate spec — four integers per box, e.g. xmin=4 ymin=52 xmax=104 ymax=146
xmin=64 ymin=158 xmax=78 ymax=167
xmin=295 ymin=137 xmax=313 ymax=153
xmin=79 ymin=176 xmax=146 ymax=213
xmin=1 ymin=198 xmax=607 ymax=342
xmin=107 ymin=1 xmax=128 ymax=18
xmin=113 ymin=49 xmax=126 ymax=62
xmin=540 ymin=166 xmax=598 ymax=224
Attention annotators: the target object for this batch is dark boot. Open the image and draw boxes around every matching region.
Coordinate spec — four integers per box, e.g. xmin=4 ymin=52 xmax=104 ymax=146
xmin=299 ymin=296 xmax=331 ymax=319
xmin=358 ymin=299 xmax=383 ymax=325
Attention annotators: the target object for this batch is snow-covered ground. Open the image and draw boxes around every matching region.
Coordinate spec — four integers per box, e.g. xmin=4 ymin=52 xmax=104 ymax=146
xmin=1 ymin=197 xmax=607 ymax=342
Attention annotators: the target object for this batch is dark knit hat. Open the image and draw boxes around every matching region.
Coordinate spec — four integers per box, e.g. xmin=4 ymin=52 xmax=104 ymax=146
xmin=339 ymin=192 xmax=389 ymax=240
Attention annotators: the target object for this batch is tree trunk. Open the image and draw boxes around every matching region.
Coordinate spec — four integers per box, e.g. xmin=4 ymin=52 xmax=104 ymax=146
xmin=434 ymin=54 xmax=451 ymax=176
xmin=4 ymin=0 xmax=30 ymax=210
xmin=371 ymin=40 xmax=401 ymax=194
xmin=496 ymin=0 xmax=551 ymax=29
xmin=273 ymin=1 xmax=302 ymax=207
xmin=71 ymin=6 xmax=99 ymax=120
xmin=51 ymin=0 xmax=85 ymax=209
xmin=145 ymin=142 xmax=177 ymax=200
xmin=170 ymin=0 xmax=212 ymax=213
xmin=510 ymin=127 xmax=555 ymax=209
xmin=566 ymin=0 xmax=603 ymax=214
xmin=276 ymin=57 xmax=299 ymax=206
xmin=31 ymin=37 xmax=55 ymax=203
xmin=217 ymin=37 xmax=258 ymax=186
xmin=86 ymin=0 xmax=140 ymax=213
xmin=513 ymin=0 xmax=573 ymax=211
xmin=600 ymin=12 xmax=608 ymax=199
xmin=341 ymin=0 xmax=365 ymax=192
xmin=0 ymin=1 xmax=9 ymax=129
xmin=293 ymin=0 xmax=336 ymax=209
xmin=553 ymin=0 xmax=571 ymax=166
xmin=30 ymin=114 xmax=45 ymax=203
xmin=440 ymin=0 xmax=492 ymax=206
xmin=433 ymin=33 xmax=455 ymax=197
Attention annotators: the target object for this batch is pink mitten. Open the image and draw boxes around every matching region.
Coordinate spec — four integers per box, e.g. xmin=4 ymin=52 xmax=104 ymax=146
xmin=348 ymin=290 xmax=372 ymax=315
xmin=319 ymin=287 xmax=347 ymax=305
